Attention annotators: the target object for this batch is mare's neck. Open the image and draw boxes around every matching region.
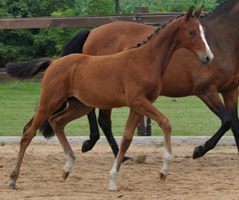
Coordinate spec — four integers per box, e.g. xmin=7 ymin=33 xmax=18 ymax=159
xmin=140 ymin=18 xmax=181 ymax=76
xmin=201 ymin=1 xmax=239 ymax=57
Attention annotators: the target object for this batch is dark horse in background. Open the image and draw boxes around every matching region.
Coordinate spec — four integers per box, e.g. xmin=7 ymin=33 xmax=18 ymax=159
xmin=11 ymin=0 xmax=239 ymax=160
xmin=58 ymin=0 xmax=239 ymax=159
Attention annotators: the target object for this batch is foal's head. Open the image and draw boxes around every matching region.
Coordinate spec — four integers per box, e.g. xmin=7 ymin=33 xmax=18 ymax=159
xmin=177 ymin=6 xmax=214 ymax=65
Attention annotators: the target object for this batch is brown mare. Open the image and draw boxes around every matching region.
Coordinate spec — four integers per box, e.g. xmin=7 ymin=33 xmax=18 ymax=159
xmin=45 ymin=0 xmax=239 ymax=160
xmin=6 ymin=7 xmax=213 ymax=190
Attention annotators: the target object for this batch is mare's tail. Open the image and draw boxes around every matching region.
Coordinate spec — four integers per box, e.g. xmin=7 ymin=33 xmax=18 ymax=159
xmin=40 ymin=29 xmax=91 ymax=138
xmin=6 ymin=57 xmax=53 ymax=79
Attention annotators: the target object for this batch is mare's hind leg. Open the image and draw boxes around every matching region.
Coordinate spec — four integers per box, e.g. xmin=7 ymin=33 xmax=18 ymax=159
xmin=109 ymin=110 xmax=142 ymax=190
xmin=49 ymin=98 xmax=92 ymax=180
xmin=82 ymin=109 xmax=100 ymax=152
xmin=98 ymin=109 xmax=133 ymax=162
xmin=9 ymin=99 xmax=65 ymax=189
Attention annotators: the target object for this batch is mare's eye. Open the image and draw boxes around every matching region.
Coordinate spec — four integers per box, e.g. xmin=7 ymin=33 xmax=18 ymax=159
xmin=189 ymin=30 xmax=196 ymax=36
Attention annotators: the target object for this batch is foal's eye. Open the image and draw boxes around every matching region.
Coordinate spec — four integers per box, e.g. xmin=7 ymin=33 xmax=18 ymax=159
xmin=189 ymin=30 xmax=196 ymax=36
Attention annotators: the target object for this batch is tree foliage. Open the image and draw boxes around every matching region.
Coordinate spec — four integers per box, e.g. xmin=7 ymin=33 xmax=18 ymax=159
xmin=0 ymin=0 xmax=223 ymax=67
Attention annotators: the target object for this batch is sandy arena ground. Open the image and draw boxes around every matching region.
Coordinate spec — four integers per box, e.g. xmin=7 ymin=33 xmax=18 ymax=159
xmin=0 ymin=142 xmax=239 ymax=200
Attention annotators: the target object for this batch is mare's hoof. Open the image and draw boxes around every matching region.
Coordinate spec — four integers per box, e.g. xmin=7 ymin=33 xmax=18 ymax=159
xmin=82 ymin=140 xmax=93 ymax=153
xmin=160 ymin=173 xmax=167 ymax=182
xmin=122 ymin=156 xmax=134 ymax=163
xmin=8 ymin=182 xmax=16 ymax=189
xmin=62 ymin=170 xmax=70 ymax=180
xmin=192 ymin=145 xmax=204 ymax=159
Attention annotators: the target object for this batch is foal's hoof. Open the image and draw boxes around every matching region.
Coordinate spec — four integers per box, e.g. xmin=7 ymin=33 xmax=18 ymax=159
xmin=8 ymin=182 xmax=16 ymax=189
xmin=192 ymin=145 xmax=204 ymax=159
xmin=122 ymin=156 xmax=134 ymax=163
xmin=160 ymin=173 xmax=167 ymax=182
xmin=62 ymin=170 xmax=70 ymax=180
xmin=82 ymin=140 xmax=93 ymax=153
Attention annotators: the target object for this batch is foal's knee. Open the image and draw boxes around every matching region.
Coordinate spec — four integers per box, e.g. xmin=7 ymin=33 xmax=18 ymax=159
xmin=159 ymin=117 xmax=172 ymax=134
xmin=121 ymin=135 xmax=133 ymax=150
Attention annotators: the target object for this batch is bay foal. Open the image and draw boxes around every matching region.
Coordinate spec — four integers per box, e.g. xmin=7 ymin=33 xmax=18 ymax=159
xmin=7 ymin=7 xmax=213 ymax=190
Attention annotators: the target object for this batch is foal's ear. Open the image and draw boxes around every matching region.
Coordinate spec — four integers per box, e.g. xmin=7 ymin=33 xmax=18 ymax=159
xmin=194 ymin=6 xmax=204 ymax=18
xmin=186 ymin=6 xmax=194 ymax=21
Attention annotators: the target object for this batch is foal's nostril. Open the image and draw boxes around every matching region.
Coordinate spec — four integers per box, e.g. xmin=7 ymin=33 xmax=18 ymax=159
xmin=205 ymin=56 xmax=210 ymax=63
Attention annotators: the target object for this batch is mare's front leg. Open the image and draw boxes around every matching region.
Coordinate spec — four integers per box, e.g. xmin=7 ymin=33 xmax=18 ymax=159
xmin=222 ymin=88 xmax=239 ymax=154
xmin=49 ymin=98 xmax=93 ymax=179
xmin=109 ymin=110 xmax=142 ymax=190
xmin=193 ymin=89 xmax=232 ymax=159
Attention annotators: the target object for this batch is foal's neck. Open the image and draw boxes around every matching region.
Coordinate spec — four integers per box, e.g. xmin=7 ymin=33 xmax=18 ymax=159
xmin=141 ymin=18 xmax=181 ymax=76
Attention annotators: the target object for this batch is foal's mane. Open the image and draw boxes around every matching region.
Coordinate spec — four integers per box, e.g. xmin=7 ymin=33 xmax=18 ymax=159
xmin=131 ymin=14 xmax=184 ymax=49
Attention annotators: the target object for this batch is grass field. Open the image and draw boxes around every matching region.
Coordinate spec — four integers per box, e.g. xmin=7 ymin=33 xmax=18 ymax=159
xmin=0 ymin=79 xmax=232 ymax=137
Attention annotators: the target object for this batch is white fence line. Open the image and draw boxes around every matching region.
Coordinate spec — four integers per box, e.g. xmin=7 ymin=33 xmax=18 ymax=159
xmin=0 ymin=136 xmax=235 ymax=146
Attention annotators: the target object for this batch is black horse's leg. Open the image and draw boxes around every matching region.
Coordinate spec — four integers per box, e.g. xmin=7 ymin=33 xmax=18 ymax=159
xmin=81 ymin=109 xmax=100 ymax=152
xmin=98 ymin=109 xmax=133 ymax=162
xmin=222 ymin=88 xmax=239 ymax=154
xmin=193 ymin=90 xmax=232 ymax=159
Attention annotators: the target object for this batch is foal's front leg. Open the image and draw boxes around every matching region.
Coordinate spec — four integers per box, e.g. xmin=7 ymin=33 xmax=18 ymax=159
xmin=131 ymin=98 xmax=173 ymax=180
xmin=109 ymin=110 xmax=142 ymax=190
xmin=49 ymin=99 xmax=92 ymax=179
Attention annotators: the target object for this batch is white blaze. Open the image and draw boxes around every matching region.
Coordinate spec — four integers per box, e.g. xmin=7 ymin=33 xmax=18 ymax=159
xmin=199 ymin=24 xmax=214 ymax=60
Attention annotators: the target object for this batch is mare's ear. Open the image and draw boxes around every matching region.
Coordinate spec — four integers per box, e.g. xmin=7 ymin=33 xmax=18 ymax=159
xmin=186 ymin=6 xmax=194 ymax=21
xmin=194 ymin=6 xmax=204 ymax=18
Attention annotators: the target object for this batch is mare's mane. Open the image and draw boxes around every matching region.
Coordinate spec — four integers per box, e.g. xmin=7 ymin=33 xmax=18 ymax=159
xmin=132 ymin=0 xmax=234 ymax=49
xmin=201 ymin=0 xmax=235 ymax=19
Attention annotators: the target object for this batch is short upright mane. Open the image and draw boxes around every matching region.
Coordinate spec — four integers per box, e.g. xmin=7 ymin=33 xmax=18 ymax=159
xmin=131 ymin=14 xmax=184 ymax=49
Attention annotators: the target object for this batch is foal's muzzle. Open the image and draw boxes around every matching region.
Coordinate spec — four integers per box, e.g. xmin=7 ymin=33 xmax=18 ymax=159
xmin=198 ymin=52 xmax=214 ymax=65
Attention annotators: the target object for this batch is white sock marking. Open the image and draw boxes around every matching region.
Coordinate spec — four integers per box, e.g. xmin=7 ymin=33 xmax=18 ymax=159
xmin=160 ymin=147 xmax=173 ymax=175
xmin=63 ymin=154 xmax=74 ymax=172
xmin=109 ymin=154 xmax=119 ymax=190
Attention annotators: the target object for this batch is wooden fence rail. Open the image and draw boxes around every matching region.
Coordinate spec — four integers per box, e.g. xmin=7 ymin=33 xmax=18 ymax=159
xmin=0 ymin=12 xmax=184 ymax=29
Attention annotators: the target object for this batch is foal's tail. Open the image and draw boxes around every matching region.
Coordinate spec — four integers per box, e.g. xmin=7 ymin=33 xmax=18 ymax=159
xmin=6 ymin=30 xmax=91 ymax=139
xmin=5 ymin=57 xmax=53 ymax=79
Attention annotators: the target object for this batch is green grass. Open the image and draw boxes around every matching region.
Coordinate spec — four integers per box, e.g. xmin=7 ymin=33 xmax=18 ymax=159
xmin=0 ymin=79 xmax=232 ymax=137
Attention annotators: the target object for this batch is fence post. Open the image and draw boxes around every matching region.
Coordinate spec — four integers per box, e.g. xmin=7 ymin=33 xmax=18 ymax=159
xmin=134 ymin=7 xmax=152 ymax=136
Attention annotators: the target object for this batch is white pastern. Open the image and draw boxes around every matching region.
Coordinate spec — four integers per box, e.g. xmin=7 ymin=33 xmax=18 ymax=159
xmin=109 ymin=155 xmax=119 ymax=190
xmin=160 ymin=148 xmax=173 ymax=175
xmin=63 ymin=154 xmax=74 ymax=173
xmin=199 ymin=24 xmax=214 ymax=60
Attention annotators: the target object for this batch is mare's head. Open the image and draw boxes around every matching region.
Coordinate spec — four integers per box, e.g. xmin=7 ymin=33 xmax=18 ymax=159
xmin=176 ymin=6 xmax=214 ymax=65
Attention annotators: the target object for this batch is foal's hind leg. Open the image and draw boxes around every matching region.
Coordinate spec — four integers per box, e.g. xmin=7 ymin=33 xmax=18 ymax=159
xmin=49 ymin=98 xmax=92 ymax=180
xmin=9 ymin=99 xmax=65 ymax=189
